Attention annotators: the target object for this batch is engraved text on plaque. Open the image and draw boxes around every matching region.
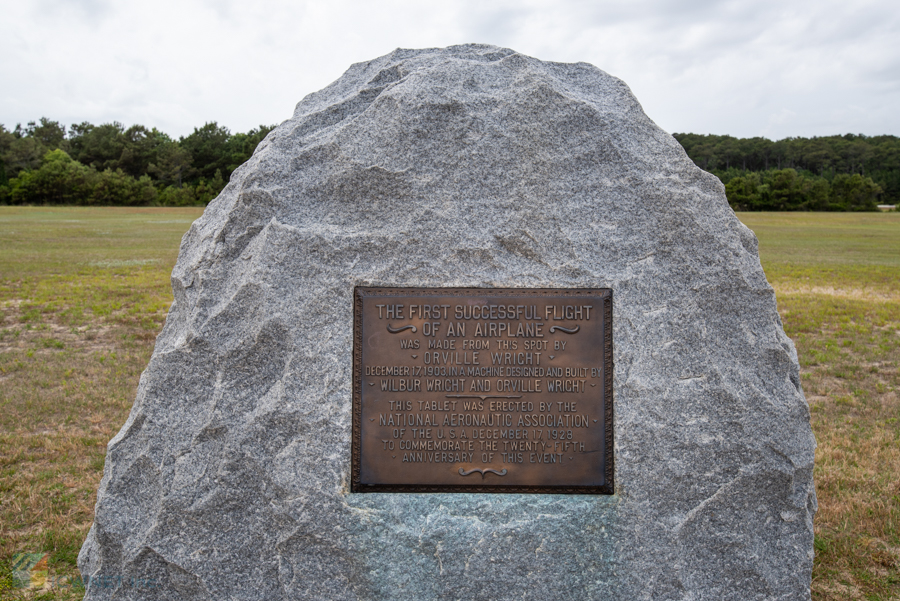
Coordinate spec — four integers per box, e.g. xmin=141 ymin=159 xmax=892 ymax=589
xmin=352 ymin=288 xmax=613 ymax=493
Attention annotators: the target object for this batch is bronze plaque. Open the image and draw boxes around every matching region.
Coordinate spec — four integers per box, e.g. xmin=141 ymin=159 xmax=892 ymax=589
xmin=352 ymin=287 xmax=613 ymax=494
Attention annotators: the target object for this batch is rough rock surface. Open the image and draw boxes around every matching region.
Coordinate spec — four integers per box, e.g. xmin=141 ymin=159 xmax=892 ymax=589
xmin=79 ymin=44 xmax=816 ymax=600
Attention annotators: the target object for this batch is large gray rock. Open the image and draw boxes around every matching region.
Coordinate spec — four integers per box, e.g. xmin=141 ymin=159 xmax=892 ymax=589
xmin=79 ymin=44 xmax=816 ymax=600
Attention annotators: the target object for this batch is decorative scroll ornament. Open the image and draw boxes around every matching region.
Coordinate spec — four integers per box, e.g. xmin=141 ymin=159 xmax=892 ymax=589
xmin=459 ymin=468 xmax=508 ymax=478
xmin=549 ymin=325 xmax=580 ymax=334
xmin=387 ymin=324 xmax=417 ymax=333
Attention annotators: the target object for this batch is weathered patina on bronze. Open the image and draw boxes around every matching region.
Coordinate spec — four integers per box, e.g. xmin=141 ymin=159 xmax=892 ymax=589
xmin=352 ymin=287 xmax=613 ymax=494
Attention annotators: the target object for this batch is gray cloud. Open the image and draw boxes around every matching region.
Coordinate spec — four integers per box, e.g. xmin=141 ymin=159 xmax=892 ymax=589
xmin=0 ymin=0 xmax=897 ymax=139
xmin=36 ymin=0 xmax=113 ymax=20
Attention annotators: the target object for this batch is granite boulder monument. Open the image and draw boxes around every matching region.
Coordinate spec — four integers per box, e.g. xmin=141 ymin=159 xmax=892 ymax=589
xmin=79 ymin=44 xmax=817 ymax=600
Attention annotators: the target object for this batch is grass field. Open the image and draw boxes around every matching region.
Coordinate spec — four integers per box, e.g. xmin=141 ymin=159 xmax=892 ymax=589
xmin=739 ymin=213 xmax=900 ymax=600
xmin=0 ymin=207 xmax=898 ymax=600
xmin=0 ymin=207 xmax=203 ymax=599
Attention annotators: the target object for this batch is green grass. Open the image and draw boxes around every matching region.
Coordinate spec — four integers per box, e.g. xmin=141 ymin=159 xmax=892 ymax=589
xmin=739 ymin=212 xmax=900 ymax=267
xmin=0 ymin=208 xmax=897 ymax=600
xmin=740 ymin=212 xmax=900 ymax=600
xmin=0 ymin=207 xmax=196 ymax=331
xmin=0 ymin=207 xmax=202 ymax=600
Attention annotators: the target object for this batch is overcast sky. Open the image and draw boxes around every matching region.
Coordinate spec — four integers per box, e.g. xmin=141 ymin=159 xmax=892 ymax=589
xmin=2 ymin=0 xmax=898 ymax=140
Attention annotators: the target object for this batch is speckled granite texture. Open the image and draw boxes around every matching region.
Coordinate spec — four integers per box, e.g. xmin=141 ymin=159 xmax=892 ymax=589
xmin=79 ymin=44 xmax=816 ymax=600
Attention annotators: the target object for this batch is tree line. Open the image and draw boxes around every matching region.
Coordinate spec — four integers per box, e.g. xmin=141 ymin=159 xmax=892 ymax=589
xmin=0 ymin=118 xmax=274 ymax=206
xmin=674 ymin=133 xmax=897 ymax=211
xmin=1 ymin=118 xmax=896 ymax=210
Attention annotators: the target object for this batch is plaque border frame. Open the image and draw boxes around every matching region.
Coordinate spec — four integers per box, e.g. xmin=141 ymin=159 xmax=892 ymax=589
xmin=351 ymin=287 xmax=614 ymax=494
